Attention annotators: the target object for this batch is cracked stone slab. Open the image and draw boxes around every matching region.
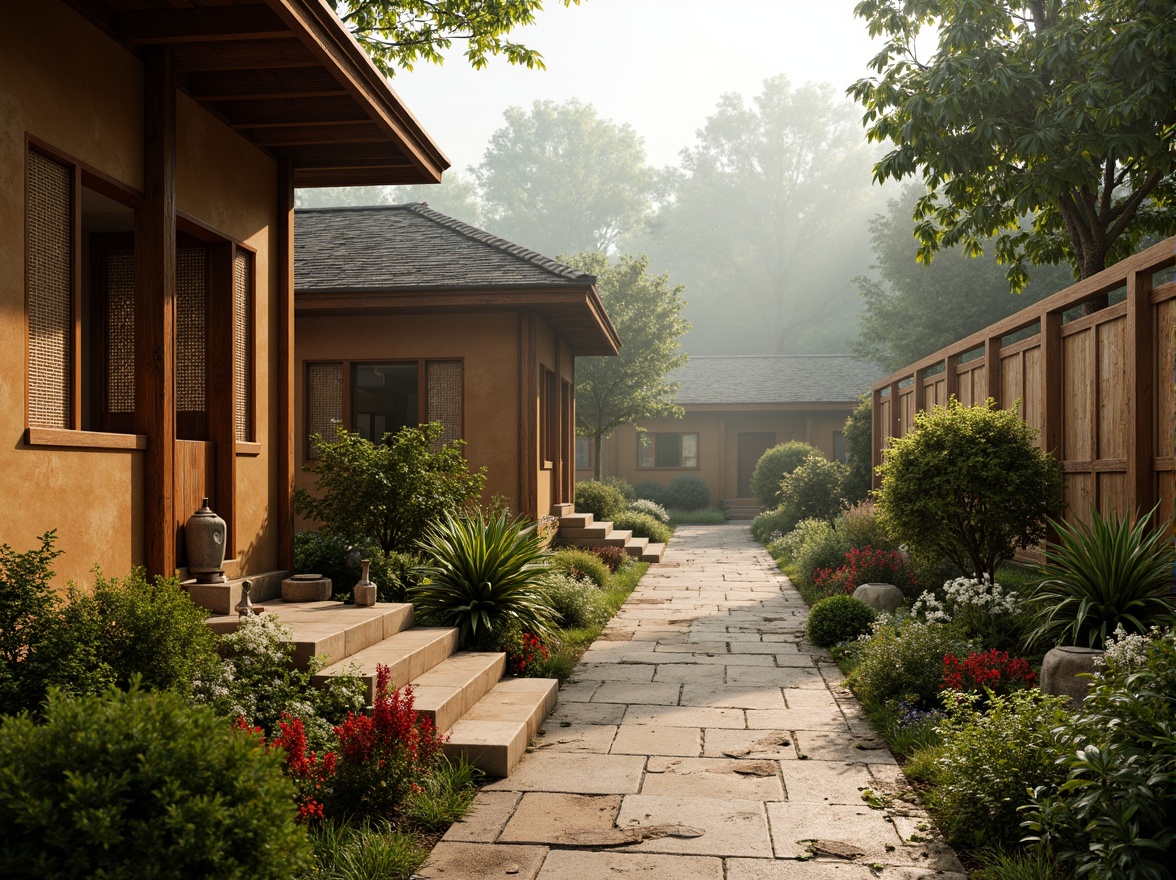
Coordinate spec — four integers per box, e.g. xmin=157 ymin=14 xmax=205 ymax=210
xmin=529 ymin=723 xmax=617 ymax=754
xmin=591 ymin=681 xmax=682 ymax=705
xmin=611 ymin=724 xmax=701 ymax=758
xmin=624 ymin=704 xmax=746 ymax=729
xmin=702 ymin=729 xmax=798 ymax=761
xmin=442 ymin=791 xmax=521 ymax=843
xmin=726 ymin=858 xmax=968 ymax=879
xmin=568 ymin=663 xmax=656 ymax=683
xmin=780 ymin=760 xmax=875 ymax=805
xmin=679 ymin=685 xmax=787 ymax=711
xmin=726 ymin=666 xmax=826 ymax=687
xmin=484 ymin=752 xmax=646 ymax=794
xmin=499 ymin=792 xmax=623 ymax=845
xmin=547 ymin=701 xmax=627 ymax=726
xmin=792 ymin=730 xmax=897 ymax=764
xmin=416 ymin=843 xmax=548 ymax=879
xmin=766 ymin=802 xmax=906 ymax=860
xmin=641 ymin=757 xmax=784 ymax=800
xmin=614 ymin=795 xmax=774 ymax=857
xmin=653 ymin=664 xmax=727 ymax=685
xmin=535 ymin=851 xmax=724 ymax=879
xmin=746 ymin=707 xmax=849 ymax=731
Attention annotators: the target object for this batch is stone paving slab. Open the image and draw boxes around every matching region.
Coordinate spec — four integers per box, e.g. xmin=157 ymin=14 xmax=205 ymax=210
xmin=419 ymin=524 xmax=963 ymax=880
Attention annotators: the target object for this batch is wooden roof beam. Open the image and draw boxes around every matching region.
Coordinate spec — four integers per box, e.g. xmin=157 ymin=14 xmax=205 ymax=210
xmin=187 ymin=68 xmax=348 ymax=101
xmin=294 ymin=167 xmax=442 ymax=187
xmin=223 ymin=97 xmax=371 ymax=128
xmin=170 ymin=40 xmax=320 ymax=72
xmin=116 ymin=5 xmax=292 ymax=44
xmin=250 ymin=123 xmax=390 ymax=147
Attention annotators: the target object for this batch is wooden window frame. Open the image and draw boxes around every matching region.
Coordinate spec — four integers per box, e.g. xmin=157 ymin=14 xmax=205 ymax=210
xmin=637 ymin=431 xmax=700 ymax=470
xmin=540 ymin=366 xmax=557 ymax=470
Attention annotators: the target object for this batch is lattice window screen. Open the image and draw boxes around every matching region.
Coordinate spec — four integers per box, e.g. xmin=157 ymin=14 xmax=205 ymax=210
xmin=233 ymin=250 xmax=252 ymax=442
xmin=307 ymin=362 xmax=343 ymax=457
xmin=27 ymin=151 xmax=72 ymax=429
xmin=426 ymin=360 xmax=463 ymax=446
xmin=176 ymin=247 xmax=206 ymax=413
xmin=106 ymin=251 xmax=135 ymax=414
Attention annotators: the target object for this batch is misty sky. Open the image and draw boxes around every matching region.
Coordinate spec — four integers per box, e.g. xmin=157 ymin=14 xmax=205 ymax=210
xmin=389 ymin=0 xmax=885 ymax=173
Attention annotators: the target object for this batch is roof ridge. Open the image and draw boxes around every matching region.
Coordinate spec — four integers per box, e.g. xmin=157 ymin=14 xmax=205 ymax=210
xmin=404 ymin=203 xmax=595 ymax=284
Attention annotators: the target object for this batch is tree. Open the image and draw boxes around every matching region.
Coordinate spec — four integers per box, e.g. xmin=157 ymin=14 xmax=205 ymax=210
xmin=641 ymin=76 xmax=884 ymax=355
xmin=571 ymin=253 xmax=689 ymax=479
xmin=474 ymin=100 xmax=659 ymax=258
xmin=876 ymin=398 xmax=1063 ymax=578
xmin=842 ymin=397 xmax=874 ymax=503
xmin=850 ymin=0 xmax=1176 ymax=293
xmin=336 ymin=0 xmax=581 ymax=79
xmin=856 ymin=186 xmax=1073 ymax=371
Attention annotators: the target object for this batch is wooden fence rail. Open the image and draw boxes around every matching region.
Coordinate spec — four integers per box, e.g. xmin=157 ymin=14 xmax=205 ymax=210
xmin=871 ymin=235 xmax=1176 ymax=533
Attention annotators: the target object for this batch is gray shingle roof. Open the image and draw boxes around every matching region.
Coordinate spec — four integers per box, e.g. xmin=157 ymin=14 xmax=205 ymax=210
xmin=295 ymin=204 xmax=595 ymax=291
xmin=670 ymin=356 xmax=881 ymax=405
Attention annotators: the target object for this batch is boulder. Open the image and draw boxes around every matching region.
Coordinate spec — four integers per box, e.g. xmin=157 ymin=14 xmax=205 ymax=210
xmin=852 ymin=582 xmax=905 ymax=614
xmin=1041 ymin=646 xmax=1103 ymax=706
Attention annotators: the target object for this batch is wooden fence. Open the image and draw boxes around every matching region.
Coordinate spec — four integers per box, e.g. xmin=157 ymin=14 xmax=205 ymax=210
xmin=872 ymin=235 xmax=1176 ymax=534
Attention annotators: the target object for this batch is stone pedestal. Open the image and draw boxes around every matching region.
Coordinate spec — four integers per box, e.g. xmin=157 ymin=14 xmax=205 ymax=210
xmin=852 ymin=582 xmax=905 ymax=614
xmin=1041 ymin=646 xmax=1103 ymax=707
xmin=281 ymin=574 xmax=332 ymax=602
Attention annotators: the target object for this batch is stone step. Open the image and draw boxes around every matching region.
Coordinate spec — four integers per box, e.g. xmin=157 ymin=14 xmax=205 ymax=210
xmin=312 ymin=626 xmax=460 ymax=704
xmin=623 ymin=536 xmax=649 ymax=557
xmin=409 ymin=651 xmax=507 ymax=734
xmin=558 ymin=521 xmax=613 ymax=539
xmin=550 ymin=502 xmax=575 ymax=518
xmin=442 ymin=677 xmax=559 ymax=778
xmin=558 ymin=512 xmax=594 ymax=530
xmin=187 ymin=569 xmax=286 ymax=615
xmin=205 ymin=601 xmax=415 ymax=670
xmin=559 ymin=528 xmax=632 ymax=549
xmin=641 ymin=542 xmax=666 ymax=563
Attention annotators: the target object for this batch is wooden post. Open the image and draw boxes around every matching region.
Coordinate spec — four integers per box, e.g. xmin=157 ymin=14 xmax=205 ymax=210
xmin=277 ymin=159 xmax=295 ymax=572
xmin=207 ymin=243 xmax=236 ymax=557
xmin=889 ymin=379 xmax=902 ymax=439
xmin=1125 ymin=269 xmax=1155 ymax=516
xmin=871 ymin=388 xmax=883 ymax=490
xmin=517 ymin=312 xmax=538 ymax=519
xmin=1042 ymin=311 xmax=1063 ymax=458
xmin=944 ymin=354 xmax=960 ymax=403
xmin=913 ymin=367 xmax=926 ymax=418
xmin=137 ymin=47 xmax=177 ymax=579
xmin=984 ymin=336 xmax=1001 ymax=406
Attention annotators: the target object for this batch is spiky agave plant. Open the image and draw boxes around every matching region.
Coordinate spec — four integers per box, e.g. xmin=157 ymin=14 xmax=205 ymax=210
xmin=1027 ymin=505 xmax=1175 ymax=649
xmin=411 ymin=511 xmax=556 ymax=645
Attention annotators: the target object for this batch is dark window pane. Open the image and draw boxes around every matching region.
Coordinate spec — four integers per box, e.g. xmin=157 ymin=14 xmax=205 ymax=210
xmin=654 ymin=432 xmax=681 ymax=468
xmin=352 ymin=363 xmax=418 ymax=442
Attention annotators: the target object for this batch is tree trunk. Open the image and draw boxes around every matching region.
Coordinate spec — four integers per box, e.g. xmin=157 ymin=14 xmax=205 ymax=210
xmin=593 ymin=433 xmax=604 ymax=481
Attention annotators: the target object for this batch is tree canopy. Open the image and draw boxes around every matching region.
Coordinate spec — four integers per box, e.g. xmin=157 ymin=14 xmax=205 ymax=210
xmin=850 ymin=0 xmax=1176 ymax=289
xmin=474 ymin=100 xmax=659 ymax=257
xmin=856 ymin=185 xmax=1072 ymax=371
xmin=570 ymin=253 xmax=689 ymax=479
xmin=336 ymin=0 xmax=580 ymax=78
xmin=639 ymin=76 xmax=884 ymax=355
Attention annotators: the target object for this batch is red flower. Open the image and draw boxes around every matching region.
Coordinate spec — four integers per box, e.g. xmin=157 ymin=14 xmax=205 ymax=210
xmin=943 ymin=649 xmax=1036 ymax=697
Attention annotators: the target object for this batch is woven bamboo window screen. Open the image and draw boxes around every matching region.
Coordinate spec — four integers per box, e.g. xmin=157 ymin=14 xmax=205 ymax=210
xmin=176 ymin=247 xmax=206 ymax=413
xmin=27 ymin=150 xmax=72 ymax=429
xmin=426 ymin=360 xmax=463 ymax=446
xmin=233 ymin=250 xmax=252 ymax=442
xmin=106 ymin=251 xmax=135 ymax=414
xmin=307 ymin=362 xmax=343 ymax=456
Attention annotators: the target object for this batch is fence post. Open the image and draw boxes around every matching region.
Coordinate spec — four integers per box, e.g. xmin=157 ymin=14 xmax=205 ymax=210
xmin=1042 ymin=311 xmax=1063 ymax=459
xmin=944 ymin=354 xmax=959 ymax=402
xmin=871 ymin=387 xmax=883 ymax=490
xmin=1126 ymin=269 xmax=1155 ymax=517
xmin=985 ymin=336 xmax=1001 ymax=406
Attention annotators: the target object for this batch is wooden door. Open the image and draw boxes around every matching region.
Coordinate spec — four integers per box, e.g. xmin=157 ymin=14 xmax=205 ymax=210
xmin=737 ymin=432 xmax=776 ymax=497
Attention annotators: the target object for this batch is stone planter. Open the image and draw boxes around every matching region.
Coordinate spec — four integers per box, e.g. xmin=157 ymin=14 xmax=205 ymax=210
xmin=1040 ymin=646 xmax=1104 ymax=707
xmin=852 ymin=582 xmax=905 ymax=614
xmin=282 ymin=573 xmax=332 ymax=602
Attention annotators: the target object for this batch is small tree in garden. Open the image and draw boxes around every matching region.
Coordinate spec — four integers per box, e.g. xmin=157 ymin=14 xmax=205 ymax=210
xmin=750 ymin=441 xmax=821 ymax=508
xmin=876 ymin=398 xmax=1063 ymax=578
xmin=296 ymin=423 xmax=485 ymax=555
xmin=842 ymin=397 xmax=873 ymax=503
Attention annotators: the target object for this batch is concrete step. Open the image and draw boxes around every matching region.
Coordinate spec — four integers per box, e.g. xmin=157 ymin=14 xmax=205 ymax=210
xmin=551 ymin=503 xmax=574 ymax=518
xmin=623 ymin=536 xmax=649 ymax=557
xmin=187 ymin=569 xmax=286 ymax=615
xmin=641 ymin=542 xmax=667 ymax=563
xmin=558 ymin=512 xmax=594 ymax=530
xmin=205 ymin=601 xmax=415 ymax=670
xmin=409 ymin=651 xmax=507 ymax=733
xmin=559 ymin=528 xmax=632 ymax=549
xmin=558 ymin=521 xmax=613 ymax=539
xmin=442 ymin=677 xmax=559 ymax=777
xmin=724 ymin=498 xmax=761 ymax=521
xmin=312 ymin=626 xmax=460 ymax=704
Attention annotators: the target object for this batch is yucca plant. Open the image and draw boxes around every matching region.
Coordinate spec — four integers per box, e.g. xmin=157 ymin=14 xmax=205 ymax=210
xmin=1027 ymin=505 xmax=1175 ymax=649
xmin=411 ymin=511 xmax=556 ymax=644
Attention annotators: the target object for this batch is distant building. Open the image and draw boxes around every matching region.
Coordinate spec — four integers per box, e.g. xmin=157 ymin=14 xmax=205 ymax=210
xmin=582 ymin=355 xmax=880 ymax=511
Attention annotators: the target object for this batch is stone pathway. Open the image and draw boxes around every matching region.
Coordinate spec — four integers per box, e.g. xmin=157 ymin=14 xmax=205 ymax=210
xmin=419 ymin=524 xmax=965 ymax=879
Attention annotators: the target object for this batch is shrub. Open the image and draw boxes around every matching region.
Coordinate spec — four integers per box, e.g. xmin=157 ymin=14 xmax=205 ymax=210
xmin=812 ymin=545 xmax=918 ymax=599
xmin=1027 ymin=505 xmax=1175 ymax=649
xmin=941 ymin=649 xmax=1036 ymax=698
xmin=1027 ymin=628 xmax=1176 ymax=880
xmin=600 ymin=475 xmax=635 ymax=501
xmin=632 ymin=480 xmax=670 ymax=507
xmin=928 ymin=689 xmax=1070 ymax=849
xmin=412 ymin=512 xmax=556 ymax=647
xmin=912 ymin=575 xmax=1029 ymax=652
xmin=0 ymin=531 xmax=62 ymax=716
xmin=666 ymin=474 xmax=710 ymax=511
xmin=876 ymin=398 xmax=1063 ymax=578
xmin=293 ymin=530 xmax=355 ymax=595
xmin=837 ymin=500 xmax=897 ymax=552
xmin=777 ymin=454 xmax=848 ymax=525
xmin=574 ymin=480 xmax=628 ymax=521
xmin=296 ymin=423 xmax=486 ymax=555
xmin=842 ymin=396 xmax=874 ymax=503
xmin=547 ymin=548 xmax=610 ymax=589
xmin=750 ymin=441 xmax=821 ymax=508
xmin=792 ymin=521 xmax=852 ymax=590
xmin=751 ymin=505 xmax=798 ymax=543
xmin=807 ymin=595 xmax=876 ymax=647
xmin=541 ymin=572 xmax=611 ymax=629
xmin=0 ymin=686 xmax=312 ymax=878
xmin=628 ymin=498 xmax=670 ymax=524
xmin=849 ymin=617 xmax=973 ymax=709
xmin=612 ymin=510 xmax=672 ymax=544
xmin=588 ymin=545 xmax=631 ymax=573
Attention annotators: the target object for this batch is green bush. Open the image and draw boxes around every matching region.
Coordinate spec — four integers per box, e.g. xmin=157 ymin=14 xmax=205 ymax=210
xmin=547 ymin=548 xmax=611 ymax=589
xmin=807 ymin=595 xmax=876 ymax=647
xmin=842 ymin=397 xmax=874 ymax=504
xmin=600 ymin=475 xmax=635 ymax=501
xmin=911 ymin=575 xmax=1030 ymax=653
xmin=294 ymin=532 xmax=423 ymax=603
xmin=750 ymin=441 xmax=821 ymax=508
xmin=541 ymin=572 xmax=611 ymax=629
xmin=666 ymin=474 xmax=710 ymax=511
xmin=575 ymin=479 xmax=628 ymax=521
xmin=0 ymin=686 xmax=312 ymax=878
xmin=0 ymin=531 xmax=62 ymax=716
xmin=751 ymin=505 xmax=799 ymax=543
xmin=849 ymin=617 xmax=973 ymax=709
xmin=412 ymin=512 xmax=556 ymax=647
xmin=928 ymin=689 xmax=1070 ymax=849
xmin=612 ymin=511 xmax=672 ymax=544
xmin=632 ymin=480 xmax=670 ymax=507
xmin=296 ymin=422 xmax=486 ymax=555
xmin=837 ymin=501 xmax=898 ymax=552
xmin=628 ymin=498 xmax=670 ymax=524
xmin=877 ymin=398 xmax=1063 ymax=578
xmin=792 ymin=521 xmax=852 ymax=590
xmin=778 ymin=454 xmax=848 ymax=525
xmin=1027 ymin=628 xmax=1176 ymax=880
xmin=1027 ymin=505 xmax=1175 ymax=649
